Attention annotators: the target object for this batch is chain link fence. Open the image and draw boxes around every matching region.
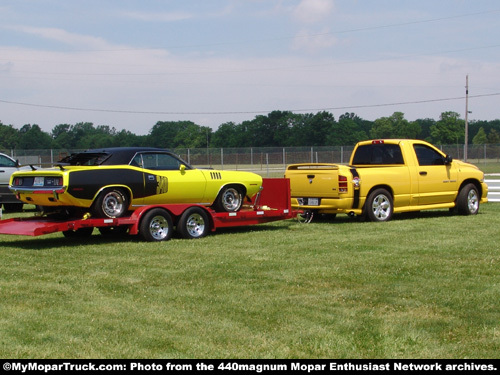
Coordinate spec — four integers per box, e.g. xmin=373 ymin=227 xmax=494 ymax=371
xmin=3 ymin=144 xmax=500 ymax=176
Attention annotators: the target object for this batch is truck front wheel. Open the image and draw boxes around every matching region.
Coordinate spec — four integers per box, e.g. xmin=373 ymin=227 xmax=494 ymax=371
xmin=366 ymin=188 xmax=393 ymax=222
xmin=457 ymin=183 xmax=480 ymax=215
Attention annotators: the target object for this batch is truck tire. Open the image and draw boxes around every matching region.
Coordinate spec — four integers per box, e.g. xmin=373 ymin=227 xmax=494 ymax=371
xmin=366 ymin=188 xmax=393 ymax=222
xmin=456 ymin=183 xmax=479 ymax=215
xmin=139 ymin=208 xmax=173 ymax=242
xmin=93 ymin=188 xmax=129 ymax=218
xmin=177 ymin=207 xmax=210 ymax=239
xmin=213 ymin=185 xmax=243 ymax=212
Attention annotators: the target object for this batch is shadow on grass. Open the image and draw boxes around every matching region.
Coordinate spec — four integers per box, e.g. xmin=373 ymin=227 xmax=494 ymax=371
xmin=1 ymin=220 xmax=299 ymax=250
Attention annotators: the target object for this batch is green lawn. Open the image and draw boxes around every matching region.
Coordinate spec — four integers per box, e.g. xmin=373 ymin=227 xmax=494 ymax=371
xmin=0 ymin=204 xmax=499 ymax=359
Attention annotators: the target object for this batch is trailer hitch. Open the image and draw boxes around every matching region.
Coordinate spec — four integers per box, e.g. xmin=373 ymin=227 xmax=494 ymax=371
xmin=297 ymin=210 xmax=314 ymax=224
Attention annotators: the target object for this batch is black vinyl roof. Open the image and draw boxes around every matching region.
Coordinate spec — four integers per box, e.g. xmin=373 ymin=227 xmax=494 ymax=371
xmin=59 ymin=147 xmax=175 ymax=166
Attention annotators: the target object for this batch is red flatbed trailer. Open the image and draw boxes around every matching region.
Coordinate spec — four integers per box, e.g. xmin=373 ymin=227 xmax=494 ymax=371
xmin=0 ymin=178 xmax=298 ymax=241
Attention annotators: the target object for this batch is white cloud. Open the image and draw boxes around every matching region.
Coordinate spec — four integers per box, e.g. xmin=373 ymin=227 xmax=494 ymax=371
xmin=292 ymin=0 xmax=335 ymax=24
xmin=5 ymin=25 xmax=111 ymax=50
xmin=119 ymin=11 xmax=194 ymax=22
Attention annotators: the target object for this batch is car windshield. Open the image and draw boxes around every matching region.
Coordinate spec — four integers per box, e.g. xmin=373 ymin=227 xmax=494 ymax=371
xmin=59 ymin=152 xmax=111 ymax=166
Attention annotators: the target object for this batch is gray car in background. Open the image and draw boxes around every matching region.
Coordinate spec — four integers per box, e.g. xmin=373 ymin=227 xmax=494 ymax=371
xmin=0 ymin=153 xmax=27 ymax=211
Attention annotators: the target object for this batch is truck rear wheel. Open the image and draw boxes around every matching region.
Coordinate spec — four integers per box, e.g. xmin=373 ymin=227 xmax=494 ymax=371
xmin=457 ymin=183 xmax=480 ymax=215
xmin=366 ymin=188 xmax=393 ymax=222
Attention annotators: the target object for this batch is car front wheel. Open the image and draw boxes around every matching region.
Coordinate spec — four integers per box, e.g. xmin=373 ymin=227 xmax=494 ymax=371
xmin=213 ymin=186 xmax=243 ymax=212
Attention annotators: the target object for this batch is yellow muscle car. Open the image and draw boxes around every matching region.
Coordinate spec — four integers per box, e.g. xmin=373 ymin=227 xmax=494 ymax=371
xmin=10 ymin=147 xmax=263 ymax=218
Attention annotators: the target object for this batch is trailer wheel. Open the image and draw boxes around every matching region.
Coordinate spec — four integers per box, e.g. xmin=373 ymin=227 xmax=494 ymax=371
xmin=139 ymin=208 xmax=173 ymax=242
xmin=62 ymin=227 xmax=94 ymax=238
xmin=365 ymin=188 xmax=393 ymax=222
xmin=213 ymin=185 xmax=243 ymax=212
xmin=177 ymin=207 xmax=210 ymax=239
xmin=93 ymin=188 xmax=129 ymax=218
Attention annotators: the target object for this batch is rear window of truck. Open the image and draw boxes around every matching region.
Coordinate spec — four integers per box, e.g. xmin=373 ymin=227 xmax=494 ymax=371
xmin=351 ymin=144 xmax=404 ymax=165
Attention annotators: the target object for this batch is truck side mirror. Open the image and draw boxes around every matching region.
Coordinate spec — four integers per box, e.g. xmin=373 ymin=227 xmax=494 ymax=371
xmin=444 ymin=155 xmax=453 ymax=165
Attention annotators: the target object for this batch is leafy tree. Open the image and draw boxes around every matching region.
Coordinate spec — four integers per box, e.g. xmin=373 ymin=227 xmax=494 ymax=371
xmin=370 ymin=112 xmax=419 ymax=139
xmin=18 ymin=124 xmax=53 ymax=149
xmin=327 ymin=112 xmax=368 ymax=145
xmin=488 ymin=129 xmax=500 ymax=144
xmin=0 ymin=122 xmax=20 ymax=149
xmin=430 ymin=111 xmax=464 ymax=144
xmin=211 ymin=122 xmax=243 ymax=148
xmin=472 ymin=127 xmax=488 ymax=144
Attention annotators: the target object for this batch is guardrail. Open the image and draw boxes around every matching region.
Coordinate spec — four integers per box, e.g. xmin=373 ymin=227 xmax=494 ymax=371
xmin=485 ymin=174 xmax=500 ymax=203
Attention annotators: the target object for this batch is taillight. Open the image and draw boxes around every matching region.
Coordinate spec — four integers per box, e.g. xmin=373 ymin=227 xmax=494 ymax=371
xmin=339 ymin=175 xmax=348 ymax=193
xmin=13 ymin=177 xmax=23 ymax=186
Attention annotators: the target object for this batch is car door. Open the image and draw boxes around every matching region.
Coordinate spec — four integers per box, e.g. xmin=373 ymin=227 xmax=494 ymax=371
xmin=136 ymin=152 xmax=208 ymax=205
xmin=413 ymin=144 xmax=458 ymax=205
xmin=0 ymin=154 xmax=18 ymax=186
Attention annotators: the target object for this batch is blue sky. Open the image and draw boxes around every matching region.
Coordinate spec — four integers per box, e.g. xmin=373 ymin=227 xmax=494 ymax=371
xmin=1 ymin=0 xmax=499 ymax=135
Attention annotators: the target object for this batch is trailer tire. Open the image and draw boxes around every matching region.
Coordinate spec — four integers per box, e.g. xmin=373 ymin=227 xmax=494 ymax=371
xmin=139 ymin=208 xmax=173 ymax=242
xmin=177 ymin=207 xmax=210 ymax=239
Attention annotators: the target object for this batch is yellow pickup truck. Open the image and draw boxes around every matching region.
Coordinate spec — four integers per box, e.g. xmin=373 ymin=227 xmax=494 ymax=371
xmin=285 ymin=139 xmax=488 ymax=222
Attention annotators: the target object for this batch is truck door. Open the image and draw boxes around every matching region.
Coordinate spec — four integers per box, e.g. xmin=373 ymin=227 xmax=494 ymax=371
xmin=413 ymin=144 xmax=458 ymax=205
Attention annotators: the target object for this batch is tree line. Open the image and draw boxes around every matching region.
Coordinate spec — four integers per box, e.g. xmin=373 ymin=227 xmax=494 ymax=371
xmin=1 ymin=110 xmax=500 ymax=151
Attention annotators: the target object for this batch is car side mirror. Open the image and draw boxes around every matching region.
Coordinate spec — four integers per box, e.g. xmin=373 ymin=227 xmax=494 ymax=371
xmin=444 ymin=155 xmax=453 ymax=165
xmin=179 ymin=164 xmax=186 ymax=174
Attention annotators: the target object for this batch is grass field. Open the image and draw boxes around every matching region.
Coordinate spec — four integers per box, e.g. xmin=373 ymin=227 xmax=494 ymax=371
xmin=0 ymin=203 xmax=499 ymax=359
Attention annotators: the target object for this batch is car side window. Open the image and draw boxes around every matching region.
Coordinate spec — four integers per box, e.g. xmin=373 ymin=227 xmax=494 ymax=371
xmin=413 ymin=144 xmax=445 ymax=166
xmin=0 ymin=155 xmax=16 ymax=168
xmin=140 ymin=153 xmax=182 ymax=170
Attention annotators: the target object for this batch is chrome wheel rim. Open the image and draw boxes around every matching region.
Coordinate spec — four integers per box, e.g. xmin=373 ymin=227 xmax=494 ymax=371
xmin=372 ymin=194 xmax=391 ymax=220
xmin=102 ymin=191 xmax=125 ymax=217
xmin=149 ymin=215 xmax=170 ymax=240
xmin=468 ymin=189 xmax=479 ymax=213
xmin=222 ymin=188 xmax=241 ymax=211
xmin=185 ymin=213 xmax=206 ymax=238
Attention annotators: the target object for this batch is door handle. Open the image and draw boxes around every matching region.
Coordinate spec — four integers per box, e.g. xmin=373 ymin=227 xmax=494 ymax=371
xmin=419 ymin=171 xmax=427 ymax=176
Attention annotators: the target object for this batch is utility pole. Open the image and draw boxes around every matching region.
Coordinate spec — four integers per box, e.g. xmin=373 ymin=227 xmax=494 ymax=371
xmin=464 ymin=75 xmax=469 ymax=162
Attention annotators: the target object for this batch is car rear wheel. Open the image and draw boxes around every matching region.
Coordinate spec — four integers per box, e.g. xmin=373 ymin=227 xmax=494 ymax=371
xmin=93 ymin=188 xmax=129 ymax=218
xmin=213 ymin=186 xmax=243 ymax=212
xmin=366 ymin=188 xmax=393 ymax=222
xmin=139 ymin=208 xmax=173 ymax=242
xmin=177 ymin=207 xmax=210 ymax=239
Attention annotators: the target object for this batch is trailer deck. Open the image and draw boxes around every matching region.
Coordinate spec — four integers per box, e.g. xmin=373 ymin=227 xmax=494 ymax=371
xmin=0 ymin=178 xmax=298 ymax=241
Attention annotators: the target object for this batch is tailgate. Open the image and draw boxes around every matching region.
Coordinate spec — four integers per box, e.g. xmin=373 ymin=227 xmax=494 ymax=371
xmin=285 ymin=163 xmax=340 ymax=198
